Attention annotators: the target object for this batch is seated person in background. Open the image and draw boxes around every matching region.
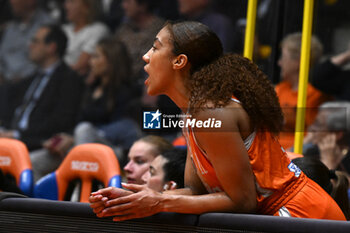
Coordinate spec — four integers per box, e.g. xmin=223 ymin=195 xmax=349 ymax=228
xmin=0 ymin=0 xmax=53 ymax=84
xmin=177 ymin=0 xmax=237 ymax=53
xmin=115 ymin=0 xmax=165 ymax=93
xmin=72 ymin=37 xmax=142 ymax=155
xmin=0 ymin=24 xmax=83 ymax=153
xmin=292 ymin=157 xmax=350 ymax=220
xmin=141 ymin=148 xmax=186 ymax=192
xmin=311 ymin=41 xmax=350 ymax=101
xmin=62 ymin=0 xmax=109 ymax=76
xmin=85 ymin=135 xmax=173 ymax=204
xmin=303 ymin=101 xmax=350 ymax=173
xmin=29 ymin=37 xmax=141 ymax=182
xmin=275 ymin=32 xmax=331 ymax=150
xmin=123 ymin=135 xmax=174 ymax=184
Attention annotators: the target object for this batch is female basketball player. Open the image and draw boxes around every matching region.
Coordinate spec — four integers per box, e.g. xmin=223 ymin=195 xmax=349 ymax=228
xmin=89 ymin=21 xmax=345 ymax=221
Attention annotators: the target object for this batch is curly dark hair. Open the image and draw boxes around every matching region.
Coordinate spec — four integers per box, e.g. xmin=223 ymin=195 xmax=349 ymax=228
xmin=189 ymin=54 xmax=283 ymax=134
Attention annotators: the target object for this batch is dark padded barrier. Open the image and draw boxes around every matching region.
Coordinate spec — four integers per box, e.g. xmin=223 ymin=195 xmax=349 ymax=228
xmin=198 ymin=212 xmax=350 ymax=233
xmin=0 ymin=196 xmax=199 ymax=233
xmin=0 ymin=195 xmax=349 ymax=233
xmin=0 ymin=191 xmax=27 ymax=201
xmin=0 ymin=196 xmax=94 ymax=218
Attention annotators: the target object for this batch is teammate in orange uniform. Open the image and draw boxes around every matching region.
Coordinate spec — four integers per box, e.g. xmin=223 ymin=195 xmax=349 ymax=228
xmin=275 ymin=33 xmax=331 ymax=149
xmin=89 ymin=21 xmax=345 ymax=221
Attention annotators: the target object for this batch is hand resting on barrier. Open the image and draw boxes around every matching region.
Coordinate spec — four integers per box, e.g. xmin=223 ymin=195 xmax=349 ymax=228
xmin=90 ymin=183 xmax=165 ymax=221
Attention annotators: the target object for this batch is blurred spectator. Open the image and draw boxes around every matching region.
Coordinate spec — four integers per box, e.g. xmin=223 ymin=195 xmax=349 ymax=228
xmin=115 ymin=0 xmax=165 ymax=91
xmin=155 ymin=0 xmax=179 ymax=21
xmin=0 ymin=0 xmax=53 ymax=84
xmin=62 ymin=0 xmax=109 ymax=76
xmin=29 ymin=37 xmax=141 ymax=181
xmin=275 ymin=32 xmax=331 ymax=149
xmin=124 ymin=135 xmax=173 ymax=185
xmin=0 ymin=24 xmax=83 ymax=152
xmin=292 ymin=157 xmax=350 ymax=220
xmin=100 ymin=0 xmax=124 ymax=31
xmin=177 ymin=0 xmax=237 ymax=52
xmin=331 ymin=170 xmax=350 ymax=220
xmin=0 ymin=0 xmax=12 ymax=34
xmin=74 ymin=37 xmax=141 ymax=151
xmin=38 ymin=0 xmax=124 ymax=30
xmin=38 ymin=0 xmax=65 ymax=23
xmin=141 ymin=148 xmax=186 ymax=192
xmin=313 ymin=0 xmax=350 ymax=54
xmin=303 ymin=101 xmax=350 ymax=174
xmin=212 ymin=0 xmax=246 ymax=27
xmin=311 ymin=42 xmax=350 ymax=101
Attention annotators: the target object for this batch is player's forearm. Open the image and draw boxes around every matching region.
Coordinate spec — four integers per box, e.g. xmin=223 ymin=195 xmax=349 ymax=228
xmin=162 ymin=187 xmax=193 ymax=195
xmin=159 ymin=192 xmax=237 ymax=214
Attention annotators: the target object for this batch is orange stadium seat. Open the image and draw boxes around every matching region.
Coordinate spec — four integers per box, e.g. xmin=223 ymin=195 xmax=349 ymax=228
xmin=0 ymin=138 xmax=33 ymax=196
xmin=172 ymin=135 xmax=187 ymax=149
xmin=34 ymin=143 xmax=122 ymax=202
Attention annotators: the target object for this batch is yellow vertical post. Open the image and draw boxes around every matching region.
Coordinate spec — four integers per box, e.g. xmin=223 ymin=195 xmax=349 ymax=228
xmin=244 ymin=0 xmax=258 ymax=60
xmin=294 ymin=0 xmax=314 ymax=154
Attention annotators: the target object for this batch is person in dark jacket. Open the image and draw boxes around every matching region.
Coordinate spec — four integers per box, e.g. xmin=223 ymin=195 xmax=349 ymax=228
xmin=311 ymin=44 xmax=350 ymax=101
xmin=29 ymin=37 xmax=141 ymax=181
xmin=0 ymin=24 xmax=83 ymax=151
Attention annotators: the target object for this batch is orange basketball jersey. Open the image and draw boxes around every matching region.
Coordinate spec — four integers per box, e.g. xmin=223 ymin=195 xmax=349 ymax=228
xmin=184 ymin=98 xmax=345 ymax=220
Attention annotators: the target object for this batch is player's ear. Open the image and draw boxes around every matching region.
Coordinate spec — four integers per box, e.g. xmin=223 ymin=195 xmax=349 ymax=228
xmin=173 ymin=54 xmax=188 ymax=70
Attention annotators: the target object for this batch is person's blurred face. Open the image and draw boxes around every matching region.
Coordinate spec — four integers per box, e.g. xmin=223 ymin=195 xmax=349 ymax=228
xmin=29 ymin=27 xmax=50 ymax=66
xmin=278 ymin=46 xmax=300 ymax=83
xmin=177 ymin=0 xmax=208 ymax=16
xmin=123 ymin=141 xmax=157 ymax=184
xmin=90 ymin=46 xmax=109 ymax=77
xmin=141 ymin=156 xmax=167 ymax=192
xmin=122 ymin=0 xmax=145 ymax=20
xmin=64 ymin=0 xmax=89 ymax=23
xmin=307 ymin=109 xmax=331 ymax=144
xmin=143 ymin=27 xmax=178 ymax=96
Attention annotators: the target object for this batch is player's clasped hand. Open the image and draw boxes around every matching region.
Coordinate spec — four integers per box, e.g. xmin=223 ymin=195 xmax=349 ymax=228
xmin=89 ymin=186 xmax=132 ymax=215
xmin=89 ymin=183 xmax=163 ymax=221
